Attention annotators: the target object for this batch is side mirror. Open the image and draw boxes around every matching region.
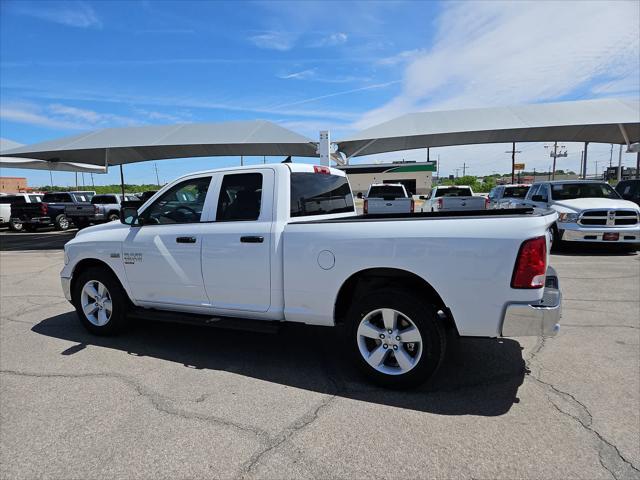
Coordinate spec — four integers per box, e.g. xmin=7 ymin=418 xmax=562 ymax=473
xmin=120 ymin=207 xmax=139 ymax=226
xmin=532 ymin=194 xmax=546 ymax=202
xmin=419 ymin=195 xmax=427 ymax=200
xmin=356 ymin=192 xmax=363 ymax=199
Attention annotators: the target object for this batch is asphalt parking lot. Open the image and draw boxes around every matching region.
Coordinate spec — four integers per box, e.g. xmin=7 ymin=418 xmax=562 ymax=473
xmin=0 ymin=230 xmax=638 ymax=479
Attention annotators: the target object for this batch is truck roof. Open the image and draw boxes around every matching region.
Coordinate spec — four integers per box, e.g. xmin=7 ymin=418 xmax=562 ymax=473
xmin=170 ymin=162 xmax=346 ymax=182
xmin=535 ymin=180 xmax=608 ymax=185
xmin=435 ymin=185 xmax=472 ymax=188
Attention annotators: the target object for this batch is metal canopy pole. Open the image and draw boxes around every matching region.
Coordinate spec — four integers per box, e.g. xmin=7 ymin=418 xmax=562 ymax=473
xmin=319 ymin=131 xmax=330 ymax=166
xmin=119 ymin=165 xmax=125 ymax=197
xmin=583 ymin=142 xmax=589 ymax=179
xmin=617 ymin=145 xmax=623 ymax=181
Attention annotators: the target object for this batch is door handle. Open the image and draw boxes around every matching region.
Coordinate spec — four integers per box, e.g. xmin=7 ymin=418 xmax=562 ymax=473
xmin=240 ymin=236 xmax=264 ymax=243
xmin=176 ymin=236 xmax=197 ymax=244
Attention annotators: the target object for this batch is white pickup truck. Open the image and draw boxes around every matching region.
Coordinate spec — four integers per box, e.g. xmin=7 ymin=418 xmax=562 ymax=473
xmin=61 ymin=163 xmax=562 ymax=388
xmin=521 ymin=180 xmax=640 ymax=247
xmin=363 ymin=183 xmax=414 ymax=214
xmin=420 ymin=185 xmax=487 ymax=212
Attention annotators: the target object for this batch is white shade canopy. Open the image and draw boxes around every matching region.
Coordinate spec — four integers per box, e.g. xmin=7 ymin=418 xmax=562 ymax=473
xmin=0 ymin=120 xmax=318 ymax=167
xmin=0 ymin=138 xmax=107 ymax=173
xmin=336 ymin=98 xmax=640 ymax=158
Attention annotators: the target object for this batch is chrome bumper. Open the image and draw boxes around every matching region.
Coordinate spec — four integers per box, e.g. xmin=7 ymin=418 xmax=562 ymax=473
xmin=61 ymin=276 xmax=72 ymax=302
xmin=502 ymin=267 xmax=562 ymax=337
xmin=559 ymin=224 xmax=639 ymax=243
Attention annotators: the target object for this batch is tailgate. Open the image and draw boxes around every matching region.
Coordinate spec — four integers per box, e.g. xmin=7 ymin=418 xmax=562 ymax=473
xmin=65 ymin=204 xmax=93 ymax=217
xmin=366 ymin=198 xmax=412 ymax=214
xmin=11 ymin=203 xmax=43 ymax=219
xmin=442 ymin=196 xmax=486 ymax=210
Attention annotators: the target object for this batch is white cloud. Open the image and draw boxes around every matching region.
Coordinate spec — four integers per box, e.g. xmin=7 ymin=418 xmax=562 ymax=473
xmin=356 ymin=1 xmax=640 ymax=129
xmin=0 ymin=103 xmax=140 ymax=131
xmin=249 ymin=31 xmax=295 ymax=51
xmin=12 ymin=1 xmax=101 ymax=28
xmin=279 ymin=69 xmax=317 ymax=80
xmin=310 ymin=32 xmax=348 ymax=47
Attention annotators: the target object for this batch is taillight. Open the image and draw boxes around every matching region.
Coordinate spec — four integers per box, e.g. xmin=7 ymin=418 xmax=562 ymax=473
xmin=436 ymin=198 xmax=443 ymax=209
xmin=40 ymin=203 xmax=48 ymax=215
xmin=410 ymin=199 xmax=415 ymax=213
xmin=94 ymin=205 xmax=99 ymax=214
xmin=313 ymin=165 xmax=330 ymax=174
xmin=511 ymin=236 xmax=547 ymax=289
xmin=485 ymin=197 xmax=490 ymax=209
xmin=363 ymin=199 xmax=368 ymax=215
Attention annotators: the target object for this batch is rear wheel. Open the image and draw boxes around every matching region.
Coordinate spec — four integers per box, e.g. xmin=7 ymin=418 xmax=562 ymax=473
xmin=74 ymin=219 xmax=90 ymax=229
xmin=72 ymin=266 xmax=130 ymax=335
xmin=54 ymin=214 xmax=70 ymax=231
xmin=108 ymin=212 xmax=120 ymax=222
xmin=346 ymin=288 xmax=446 ymax=389
xmin=9 ymin=220 xmax=23 ymax=232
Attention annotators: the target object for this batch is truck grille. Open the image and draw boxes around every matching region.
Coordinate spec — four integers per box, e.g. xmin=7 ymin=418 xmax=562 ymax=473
xmin=578 ymin=210 xmax=639 ymax=227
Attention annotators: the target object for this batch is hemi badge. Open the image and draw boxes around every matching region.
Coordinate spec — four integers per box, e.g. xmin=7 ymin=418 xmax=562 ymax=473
xmin=110 ymin=253 xmax=120 ymax=258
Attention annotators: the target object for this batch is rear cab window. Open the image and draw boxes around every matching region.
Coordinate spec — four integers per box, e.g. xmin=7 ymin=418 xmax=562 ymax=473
xmin=435 ymin=187 xmax=472 ymax=197
xmin=290 ymin=170 xmax=354 ymax=218
xmin=367 ymin=185 xmax=406 ymax=199
xmin=91 ymin=195 xmax=117 ymax=204
xmin=1 ymin=195 xmax=26 ymax=204
xmin=503 ymin=186 xmax=530 ymax=198
xmin=43 ymin=193 xmax=72 ymax=203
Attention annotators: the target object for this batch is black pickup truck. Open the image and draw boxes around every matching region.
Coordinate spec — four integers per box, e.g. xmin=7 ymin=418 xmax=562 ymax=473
xmin=11 ymin=191 xmax=94 ymax=231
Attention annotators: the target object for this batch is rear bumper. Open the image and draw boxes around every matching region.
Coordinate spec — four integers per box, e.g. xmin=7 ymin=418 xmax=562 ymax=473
xmin=501 ymin=267 xmax=562 ymax=337
xmin=559 ymin=223 xmax=639 ymax=243
xmin=11 ymin=216 xmax=52 ymax=225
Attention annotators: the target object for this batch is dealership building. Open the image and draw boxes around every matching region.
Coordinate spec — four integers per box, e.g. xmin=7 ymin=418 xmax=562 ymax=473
xmin=338 ymin=161 xmax=436 ymax=196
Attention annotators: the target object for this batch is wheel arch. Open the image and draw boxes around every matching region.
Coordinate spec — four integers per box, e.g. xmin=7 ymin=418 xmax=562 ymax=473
xmin=70 ymin=258 xmax=129 ymax=302
xmin=334 ymin=267 xmax=456 ymax=332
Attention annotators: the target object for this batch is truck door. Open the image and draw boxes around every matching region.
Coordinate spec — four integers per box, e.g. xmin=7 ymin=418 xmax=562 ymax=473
xmin=201 ymin=169 xmax=273 ymax=313
xmin=123 ymin=175 xmax=213 ymax=307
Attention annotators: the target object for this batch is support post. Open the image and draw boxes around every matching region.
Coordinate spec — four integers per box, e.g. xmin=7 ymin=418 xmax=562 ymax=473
xmin=427 ymin=147 xmax=430 ymax=162
xmin=617 ymin=144 xmax=623 ymax=181
xmin=119 ymin=164 xmax=125 ymax=197
xmin=511 ymin=142 xmax=516 ymax=184
xmin=582 ymin=142 xmax=589 ymax=179
xmin=551 ymin=141 xmax=558 ymax=180
xmin=75 ymin=172 xmax=78 ymax=190
xmin=637 ymin=151 xmax=639 ymax=179
xmin=319 ymin=131 xmax=330 ymax=166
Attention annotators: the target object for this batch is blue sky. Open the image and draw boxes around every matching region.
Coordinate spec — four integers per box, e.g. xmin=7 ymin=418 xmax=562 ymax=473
xmin=1 ymin=0 xmax=639 ymax=187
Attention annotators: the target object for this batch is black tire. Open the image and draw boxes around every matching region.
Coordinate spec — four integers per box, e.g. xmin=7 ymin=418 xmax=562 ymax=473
xmin=345 ymin=288 xmax=446 ymax=389
xmin=108 ymin=212 xmax=120 ymax=222
xmin=9 ymin=220 xmax=23 ymax=232
xmin=72 ymin=266 xmax=130 ymax=335
xmin=54 ymin=214 xmax=70 ymax=231
xmin=550 ymin=224 xmax=563 ymax=252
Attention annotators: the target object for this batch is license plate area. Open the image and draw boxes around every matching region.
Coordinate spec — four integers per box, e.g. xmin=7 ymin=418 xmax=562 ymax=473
xmin=602 ymin=232 xmax=619 ymax=241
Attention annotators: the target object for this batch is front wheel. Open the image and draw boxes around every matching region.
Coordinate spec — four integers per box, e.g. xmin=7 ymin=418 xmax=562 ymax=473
xmin=346 ymin=288 xmax=446 ymax=389
xmin=72 ymin=266 xmax=130 ymax=335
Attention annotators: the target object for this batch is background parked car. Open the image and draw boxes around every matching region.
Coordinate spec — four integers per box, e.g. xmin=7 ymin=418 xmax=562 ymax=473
xmin=420 ymin=185 xmax=487 ymax=212
xmin=487 ymin=184 xmax=530 ymax=209
xmin=615 ymin=179 xmax=640 ymax=206
xmin=363 ymin=183 xmax=414 ymax=214
xmin=0 ymin=193 xmax=44 ymax=231
xmin=11 ymin=191 xmax=94 ymax=231
xmin=521 ymin=180 xmax=639 ymax=248
xmin=90 ymin=194 xmax=139 ymax=223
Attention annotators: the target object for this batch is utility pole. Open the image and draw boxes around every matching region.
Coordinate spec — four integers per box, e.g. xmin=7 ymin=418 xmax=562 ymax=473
xmin=505 ymin=142 xmax=521 ymax=183
xmin=91 ymin=173 xmax=95 ymax=188
xmin=579 ymin=150 xmax=584 ymax=177
xmin=461 ymin=162 xmax=467 ymax=177
xmin=154 ymin=162 xmax=160 ymax=186
xmin=609 ymin=144 xmax=614 ymax=167
xmin=545 ymin=141 xmax=567 ymax=180
xmin=240 ymin=156 xmax=244 ymax=166
xmin=49 ymin=169 xmax=53 ymax=188
xmin=583 ymin=142 xmax=589 ymax=179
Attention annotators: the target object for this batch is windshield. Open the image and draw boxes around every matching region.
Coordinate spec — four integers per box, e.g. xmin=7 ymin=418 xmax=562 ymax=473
xmin=503 ymin=186 xmax=530 ymax=198
xmin=435 ymin=187 xmax=472 ymax=197
xmin=367 ymin=185 xmax=406 ymax=199
xmin=550 ymin=183 xmax=620 ymax=200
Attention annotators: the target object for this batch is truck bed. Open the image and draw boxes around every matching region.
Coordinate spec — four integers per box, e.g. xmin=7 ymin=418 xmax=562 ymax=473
xmin=291 ymin=207 xmax=540 ymax=223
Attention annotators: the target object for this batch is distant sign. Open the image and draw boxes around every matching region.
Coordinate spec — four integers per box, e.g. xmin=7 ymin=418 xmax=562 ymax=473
xmin=514 ymin=163 xmax=525 ymax=170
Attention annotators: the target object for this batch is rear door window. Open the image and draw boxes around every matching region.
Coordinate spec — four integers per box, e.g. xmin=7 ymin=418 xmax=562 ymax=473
xmin=216 ymin=173 xmax=263 ymax=221
xmin=290 ymin=173 xmax=354 ymax=217
xmin=1 ymin=196 xmax=25 ymax=204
